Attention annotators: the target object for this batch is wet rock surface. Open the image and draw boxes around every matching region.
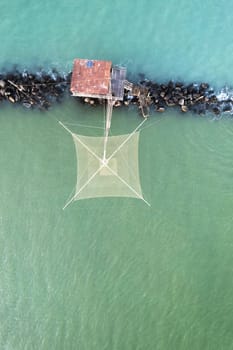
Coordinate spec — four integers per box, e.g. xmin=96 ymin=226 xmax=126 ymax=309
xmin=0 ymin=69 xmax=71 ymax=110
xmin=122 ymin=80 xmax=233 ymax=117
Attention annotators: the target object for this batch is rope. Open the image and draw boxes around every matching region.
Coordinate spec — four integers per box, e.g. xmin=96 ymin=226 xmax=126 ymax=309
xmin=64 ymin=123 xmax=104 ymax=130
xmin=103 ymin=96 xmax=113 ymax=160
xmin=107 ymin=118 xmax=146 ymax=162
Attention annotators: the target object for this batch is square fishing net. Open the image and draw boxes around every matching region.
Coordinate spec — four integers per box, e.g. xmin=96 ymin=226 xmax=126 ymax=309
xmin=71 ymin=132 xmax=144 ymax=201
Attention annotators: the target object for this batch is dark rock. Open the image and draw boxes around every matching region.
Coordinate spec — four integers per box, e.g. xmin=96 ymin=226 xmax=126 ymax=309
xmin=160 ymin=84 xmax=167 ymax=91
xmin=164 ymin=93 xmax=171 ymax=101
xmin=160 ymin=91 xmax=166 ymax=98
xmin=166 ymin=101 xmax=176 ymax=107
xmin=114 ymin=100 xmax=122 ymax=107
xmin=175 ymin=82 xmax=183 ymax=88
xmin=182 ymin=87 xmax=188 ymax=95
xmin=212 ymin=107 xmax=221 ymax=115
xmin=222 ymin=104 xmax=232 ymax=112
xmin=200 ymin=83 xmax=209 ymax=90
xmin=167 ymin=81 xmax=174 ymax=90
xmin=193 ymin=93 xmax=200 ymax=99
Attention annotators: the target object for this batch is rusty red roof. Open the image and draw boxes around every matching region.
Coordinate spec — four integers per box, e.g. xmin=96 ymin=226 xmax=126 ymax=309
xmin=70 ymin=59 xmax=112 ymax=97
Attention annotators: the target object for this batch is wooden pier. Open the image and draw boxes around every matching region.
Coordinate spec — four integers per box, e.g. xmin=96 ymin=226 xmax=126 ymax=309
xmin=138 ymin=94 xmax=150 ymax=118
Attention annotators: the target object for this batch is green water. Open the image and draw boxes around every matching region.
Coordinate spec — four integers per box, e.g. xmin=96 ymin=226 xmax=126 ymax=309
xmin=1 ymin=1 xmax=233 ymax=349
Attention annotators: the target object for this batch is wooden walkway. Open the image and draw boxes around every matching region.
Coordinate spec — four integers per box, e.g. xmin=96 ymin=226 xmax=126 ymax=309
xmin=138 ymin=94 xmax=150 ymax=118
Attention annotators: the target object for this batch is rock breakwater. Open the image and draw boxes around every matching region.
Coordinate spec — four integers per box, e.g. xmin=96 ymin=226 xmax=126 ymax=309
xmin=81 ymin=79 xmax=233 ymax=117
xmin=0 ymin=69 xmax=71 ymax=110
xmin=0 ymin=67 xmax=232 ymax=117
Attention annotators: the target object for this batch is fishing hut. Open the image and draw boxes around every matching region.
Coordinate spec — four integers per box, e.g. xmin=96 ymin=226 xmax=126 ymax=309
xmin=70 ymin=58 xmax=127 ymax=100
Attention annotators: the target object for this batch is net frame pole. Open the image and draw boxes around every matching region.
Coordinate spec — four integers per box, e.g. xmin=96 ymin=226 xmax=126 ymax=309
xmin=103 ymin=96 xmax=113 ymax=161
xmin=105 ymin=163 xmax=151 ymax=206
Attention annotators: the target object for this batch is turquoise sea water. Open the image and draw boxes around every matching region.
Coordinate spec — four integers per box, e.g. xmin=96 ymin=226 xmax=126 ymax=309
xmin=1 ymin=1 xmax=233 ymax=349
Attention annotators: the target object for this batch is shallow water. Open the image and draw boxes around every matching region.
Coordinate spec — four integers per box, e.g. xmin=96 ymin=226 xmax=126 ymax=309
xmin=1 ymin=1 xmax=233 ymax=349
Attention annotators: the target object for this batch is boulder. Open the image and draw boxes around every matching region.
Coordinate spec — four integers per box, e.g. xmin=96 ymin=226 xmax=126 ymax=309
xmin=0 ymin=80 xmax=5 ymax=88
xmin=164 ymin=93 xmax=171 ymax=101
xmin=222 ymin=104 xmax=232 ymax=112
xmin=212 ymin=107 xmax=220 ymax=115
xmin=160 ymin=91 xmax=165 ymax=98
xmin=181 ymin=105 xmax=188 ymax=112
xmin=157 ymin=107 xmax=165 ymax=112
xmin=8 ymin=96 xmax=15 ymax=103
xmin=178 ymin=98 xmax=185 ymax=106
xmin=167 ymin=81 xmax=174 ymax=90
xmin=166 ymin=100 xmax=176 ymax=107
xmin=200 ymin=83 xmax=209 ymax=90
xmin=160 ymin=84 xmax=167 ymax=90
xmin=114 ymin=100 xmax=121 ymax=107
xmin=193 ymin=93 xmax=200 ymax=99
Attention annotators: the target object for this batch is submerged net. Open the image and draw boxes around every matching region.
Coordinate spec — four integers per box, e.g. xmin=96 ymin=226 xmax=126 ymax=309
xmin=71 ymin=132 xmax=144 ymax=201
